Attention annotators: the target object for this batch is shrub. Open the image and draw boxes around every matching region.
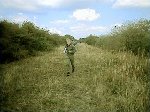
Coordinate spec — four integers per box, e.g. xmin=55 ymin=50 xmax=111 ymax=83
xmin=0 ymin=20 xmax=66 ymax=63
xmin=83 ymin=19 xmax=150 ymax=56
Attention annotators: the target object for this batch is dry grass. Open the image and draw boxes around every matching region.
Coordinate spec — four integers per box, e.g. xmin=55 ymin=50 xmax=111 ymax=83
xmin=1 ymin=43 xmax=149 ymax=112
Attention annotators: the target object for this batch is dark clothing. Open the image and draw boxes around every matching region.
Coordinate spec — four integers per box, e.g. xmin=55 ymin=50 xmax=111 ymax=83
xmin=65 ymin=44 xmax=76 ymax=55
xmin=65 ymin=44 xmax=76 ymax=73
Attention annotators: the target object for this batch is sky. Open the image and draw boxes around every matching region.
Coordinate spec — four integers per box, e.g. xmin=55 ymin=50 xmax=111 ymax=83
xmin=0 ymin=0 xmax=150 ymax=39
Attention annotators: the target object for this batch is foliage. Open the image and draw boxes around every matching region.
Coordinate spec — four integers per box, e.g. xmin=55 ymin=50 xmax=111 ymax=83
xmin=83 ymin=34 xmax=98 ymax=45
xmin=0 ymin=20 xmax=66 ymax=63
xmin=83 ymin=19 xmax=150 ymax=56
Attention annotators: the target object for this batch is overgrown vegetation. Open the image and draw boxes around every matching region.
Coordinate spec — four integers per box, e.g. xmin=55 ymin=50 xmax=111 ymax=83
xmin=1 ymin=44 xmax=150 ymax=112
xmin=0 ymin=19 xmax=150 ymax=112
xmin=82 ymin=19 xmax=150 ymax=56
xmin=80 ymin=19 xmax=150 ymax=111
xmin=0 ymin=20 xmax=66 ymax=63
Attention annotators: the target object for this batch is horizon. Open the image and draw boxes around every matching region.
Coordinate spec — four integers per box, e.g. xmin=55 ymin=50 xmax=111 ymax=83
xmin=0 ymin=0 xmax=150 ymax=39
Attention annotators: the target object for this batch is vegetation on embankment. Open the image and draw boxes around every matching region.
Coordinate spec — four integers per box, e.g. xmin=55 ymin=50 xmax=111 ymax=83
xmin=80 ymin=19 xmax=150 ymax=57
xmin=0 ymin=43 xmax=150 ymax=112
xmin=0 ymin=20 xmax=67 ymax=63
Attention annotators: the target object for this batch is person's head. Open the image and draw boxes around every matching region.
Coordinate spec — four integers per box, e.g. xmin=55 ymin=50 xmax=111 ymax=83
xmin=66 ymin=38 xmax=72 ymax=45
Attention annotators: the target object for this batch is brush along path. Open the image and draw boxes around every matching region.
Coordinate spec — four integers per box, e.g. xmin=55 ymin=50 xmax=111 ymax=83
xmin=2 ymin=43 xmax=149 ymax=112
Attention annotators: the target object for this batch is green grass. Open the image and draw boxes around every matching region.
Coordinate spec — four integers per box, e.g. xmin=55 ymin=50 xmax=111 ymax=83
xmin=1 ymin=43 xmax=150 ymax=112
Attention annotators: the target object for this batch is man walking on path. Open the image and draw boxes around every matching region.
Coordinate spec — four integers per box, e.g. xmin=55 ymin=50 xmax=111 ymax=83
xmin=64 ymin=38 xmax=77 ymax=76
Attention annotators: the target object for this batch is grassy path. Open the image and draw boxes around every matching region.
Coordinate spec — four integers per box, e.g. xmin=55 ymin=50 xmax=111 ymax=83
xmin=1 ymin=43 xmax=149 ymax=112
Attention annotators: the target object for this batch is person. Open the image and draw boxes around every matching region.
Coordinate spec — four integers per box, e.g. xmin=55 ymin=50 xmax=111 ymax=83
xmin=64 ymin=38 xmax=76 ymax=76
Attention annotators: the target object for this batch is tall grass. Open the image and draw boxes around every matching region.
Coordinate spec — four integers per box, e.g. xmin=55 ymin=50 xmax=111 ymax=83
xmin=1 ymin=43 xmax=149 ymax=112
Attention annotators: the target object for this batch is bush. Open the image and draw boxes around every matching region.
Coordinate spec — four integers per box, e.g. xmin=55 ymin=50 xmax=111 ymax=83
xmin=0 ymin=20 xmax=66 ymax=63
xmin=83 ymin=19 xmax=150 ymax=56
xmin=114 ymin=19 xmax=150 ymax=56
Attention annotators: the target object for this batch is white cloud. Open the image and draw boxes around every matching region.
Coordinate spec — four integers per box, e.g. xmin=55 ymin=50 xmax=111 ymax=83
xmin=70 ymin=24 xmax=108 ymax=38
xmin=70 ymin=24 xmax=107 ymax=33
xmin=0 ymin=0 xmax=95 ymax=11
xmin=0 ymin=16 xmax=4 ymax=20
xmin=18 ymin=12 xmax=23 ymax=15
xmin=72 ymin=8 xmax=100 ymax=21
xmin=0 ymin=0 xmax=106 ymax=11
xmin=37 ymin=0 xmax=64 ymax=8
xmin=0 ymin=0 xmax=38 ymax=11
xmin=113 ymin=0 xmax=150 ymax=8
xmin=12 ymin=13 xmax=28 ymax=23
xmin=6 ymin=13 xmax=38 ymax=24
xmin=0 ymin=0 xmax=61 ymax=11
xmin=37 ymin=0 xmax=113 ymax=8
xmin=48 ymin=28 xmax=64 ymax=35
xmin=1 ymin=0 xmax=149 ymax=11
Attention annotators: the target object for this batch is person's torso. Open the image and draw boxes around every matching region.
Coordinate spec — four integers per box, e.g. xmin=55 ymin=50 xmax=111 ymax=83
xmin=66 ymin=44 xmax=76 ymax=54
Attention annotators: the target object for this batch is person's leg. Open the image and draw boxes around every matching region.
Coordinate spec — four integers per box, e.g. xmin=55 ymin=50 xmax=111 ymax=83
xmin=66 ymin=55 xmax=72 ymax=75
xmin=69 ymin=55 xmax=75 ymax=73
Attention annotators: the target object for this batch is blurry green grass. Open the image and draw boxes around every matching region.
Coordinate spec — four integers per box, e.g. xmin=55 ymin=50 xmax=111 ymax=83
xmin=1 ymin=43 xmax=149 ymax=112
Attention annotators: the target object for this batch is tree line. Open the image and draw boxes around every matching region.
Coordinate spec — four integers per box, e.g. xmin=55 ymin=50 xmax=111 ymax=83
xmin=0 ymin=20 xmax=75 ymax=63
xmin=80 ymin=19 xmax=150 ymax=57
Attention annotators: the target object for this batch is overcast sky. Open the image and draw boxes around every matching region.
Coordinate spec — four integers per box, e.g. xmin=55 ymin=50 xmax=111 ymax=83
xmin=0 ymin=0 xmax=150 ymax=38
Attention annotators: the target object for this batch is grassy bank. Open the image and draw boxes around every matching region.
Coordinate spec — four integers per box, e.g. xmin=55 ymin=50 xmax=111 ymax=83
xmin=1 ymin=43 xmax=149 ymax=112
